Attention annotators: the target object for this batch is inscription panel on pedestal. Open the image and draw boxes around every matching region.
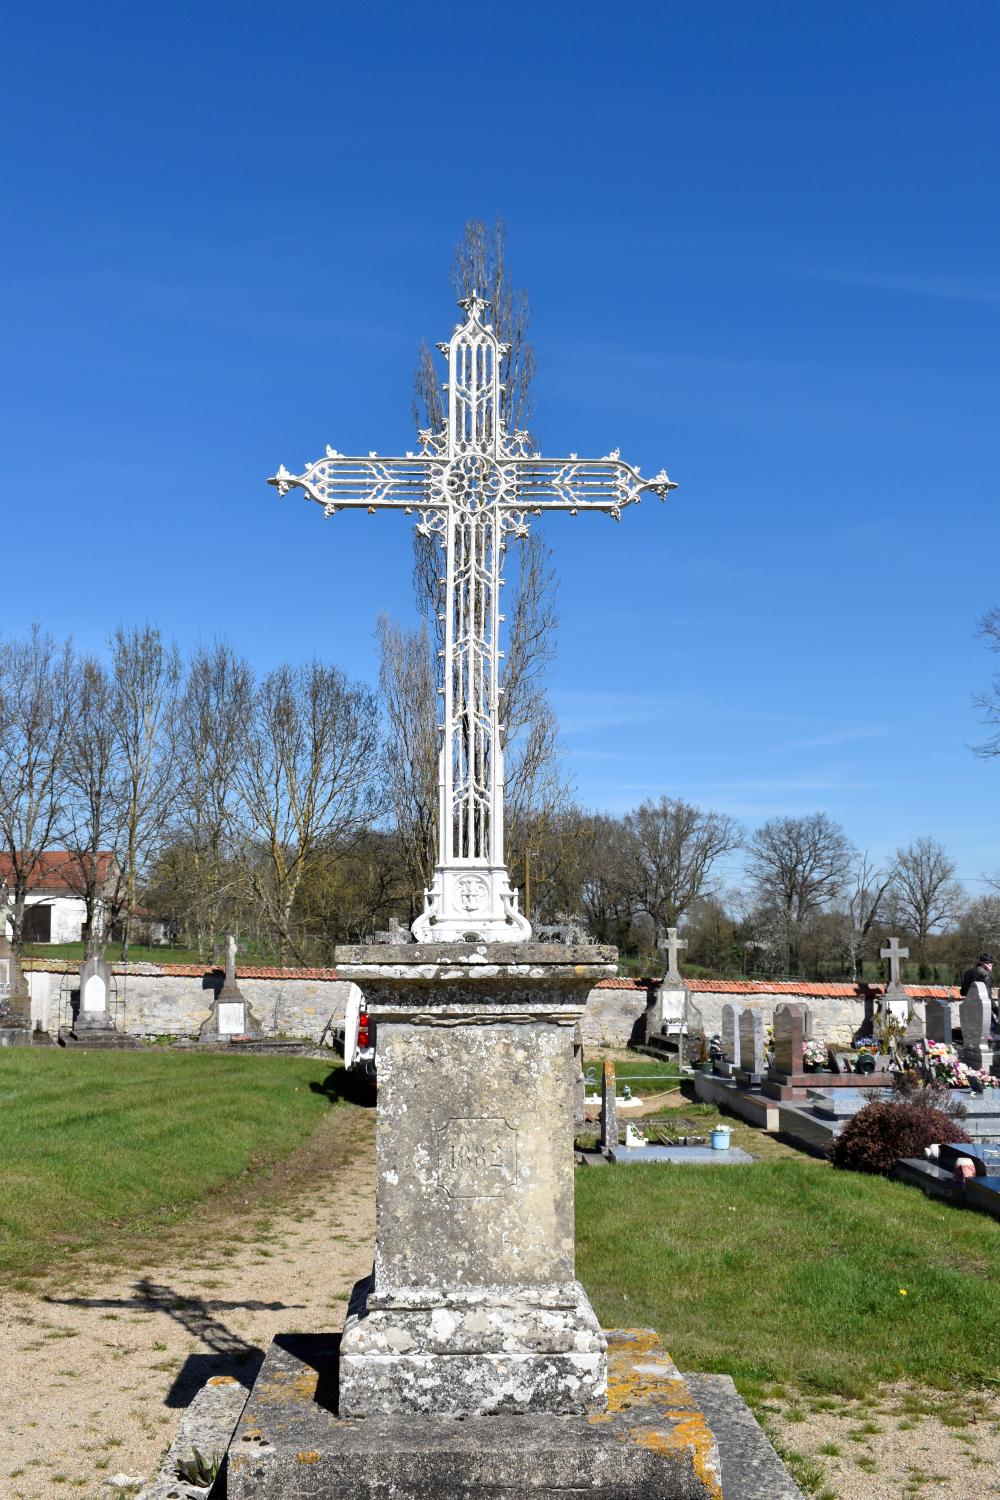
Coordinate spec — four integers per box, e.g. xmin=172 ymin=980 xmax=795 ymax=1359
xmin=218 ymin=1001 xmax=246 ymax=1035
xmin=83 ymin=975 xmax=107 ymax=1012
xmin=440 ymin=1117 xmax=517 ymax=1198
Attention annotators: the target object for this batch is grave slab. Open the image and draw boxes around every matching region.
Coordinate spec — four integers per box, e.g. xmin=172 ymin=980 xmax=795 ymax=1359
xmin=227 ymin=1328 xmax=723 ymax=1500
xmin=609 ymin=1145 xmax=754 ymax=1165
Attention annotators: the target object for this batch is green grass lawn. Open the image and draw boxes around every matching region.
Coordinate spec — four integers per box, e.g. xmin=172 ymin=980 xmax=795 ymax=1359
xmin=576 ymin=1156 xmax=1000 ymax=1398
xmin=22 ymin=943 xmax=208 ymax=966
xmin=0 ymin=1051 xmax=343 ymax=1281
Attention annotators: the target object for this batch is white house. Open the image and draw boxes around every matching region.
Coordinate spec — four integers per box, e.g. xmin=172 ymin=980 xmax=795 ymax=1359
xmin=0 ymin=852 xmax=118 ymax=944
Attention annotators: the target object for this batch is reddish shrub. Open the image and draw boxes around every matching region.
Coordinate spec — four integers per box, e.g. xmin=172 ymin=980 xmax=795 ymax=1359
xmin=829 ymin=1099 xmax=971 ymax=1176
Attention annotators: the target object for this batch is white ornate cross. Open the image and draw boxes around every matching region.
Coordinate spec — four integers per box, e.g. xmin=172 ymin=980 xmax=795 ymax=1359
xmin=880 ymin=935 xmax=909 ymax=989
xmin=269 ymin=294 xmax=676 ymax=942
xmin=658 ymin=927 xmax=688 ymax=983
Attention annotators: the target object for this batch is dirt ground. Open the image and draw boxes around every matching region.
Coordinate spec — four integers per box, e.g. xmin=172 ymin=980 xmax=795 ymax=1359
xmin=1 ymin=1105 xmax=376 ymax=1499
xmin=762 ymin=1384 xmax=1000 ymax=1500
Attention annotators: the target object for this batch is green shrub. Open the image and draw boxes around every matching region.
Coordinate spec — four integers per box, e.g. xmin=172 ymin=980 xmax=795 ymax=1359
xmin=829 ymin=1099 xmax=971 ymax=1176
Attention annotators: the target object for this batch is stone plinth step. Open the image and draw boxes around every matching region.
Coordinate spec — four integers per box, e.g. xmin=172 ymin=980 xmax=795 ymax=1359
xmin=227 ymin=1328 xmax=724 ymax=1499
xmin=0 ymin=1026 xmax=33 ymax=1048
xmin=59 ymin=1029 xmax=139 ymax=1049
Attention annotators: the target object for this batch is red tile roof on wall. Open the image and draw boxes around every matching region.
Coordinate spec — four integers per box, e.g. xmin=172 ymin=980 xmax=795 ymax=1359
xmin=16 ymin=960 xmax=963 ymax=997
xmin=591 ymin=976 xmax=962 ymax=998
xmin=0 ymin=851 xmax=116 ymax=892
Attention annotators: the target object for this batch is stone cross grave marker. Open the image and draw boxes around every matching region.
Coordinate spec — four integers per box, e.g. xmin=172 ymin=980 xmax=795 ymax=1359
xmin=926 ymin=997 xmax=953 ymax=1045
xmin=881 ymin=935 xmax=910 ymax=1023
xmin=720 ymin=1003 xmax=741 ymax=1071
xmin=772 ymin=1002 xmax=808 ymax=1077
xmin=600 ymin=1058 xmax=619 ymax=1153
xmin=658 ymin=927 xmax=687 ymax=984
xmin=270 ymin=294 xmax=675 ymax=944
xmin=200 ymin=934 xmax=261 ymax=1042
xmin=739 ymin=1007 xmax=766 ymax=1079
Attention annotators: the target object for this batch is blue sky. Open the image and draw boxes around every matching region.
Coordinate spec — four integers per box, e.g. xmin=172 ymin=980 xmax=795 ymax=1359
xmin=5 ymin=2 xmax=999 ymax=889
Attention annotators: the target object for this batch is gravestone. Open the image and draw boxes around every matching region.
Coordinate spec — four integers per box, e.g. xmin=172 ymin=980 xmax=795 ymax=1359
xmin=0 ymin=931 xmax=32 ymax=1046
xmin=772 ymin=1003 xmax=808 ymax=1078
xmin=654 ymin=926 xmax=688 ymax=1038
xmin=573 ymin=1023 xmax=585 ymax=1129
xmin=738 ymin=1007 xmax=766 ymax=1081
xmin=904 ymin=997 xmax=927 ymax=1044
xmin=199 ymin=935 xmax=262 ymax=1042
xmin=960 ymin=982 xmax=997 ymax=1074
xmin=720 ymin=1003 xmax=741 ymax=1071
xmin=600 ymin=1056 xmax=619 ymax=1154
xmin=880 ymin=935 xmax=910 ymax=1026
xmin=73 ymin=945 xmax=115 ymax=1036
xmin=926 ymin=997 xmax=953 ymax=1045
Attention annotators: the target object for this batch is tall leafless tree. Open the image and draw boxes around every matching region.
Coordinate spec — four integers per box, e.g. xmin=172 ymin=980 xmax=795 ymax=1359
xmin=108 ymin=624 xmax=182 ymax=960
xmin=891 ymin=836 xmax=963 ymax=975
xmin=168 ymin=641 xmax=254 ymax=951
xmin=234 ymin=661 xmax=383 ymax=963
xmin=379 ymin=217 xmax=567 ymax=911
xmin=0 ymin=627 xmax=75 ymax=951
xmin=842 ymin=850 xmax=897 ymax=980
xmin=746 ymin=812 xmax=855 ymax=974
xmin=621 ymin=797 xmax=743 ymax=937
xmin=973 ymin=607 xmax=1000 ymax=756
xmin=59 ymin=656 xmax=126 ymax=946
xmin=376 ymin=615 xmax=438 ymax=914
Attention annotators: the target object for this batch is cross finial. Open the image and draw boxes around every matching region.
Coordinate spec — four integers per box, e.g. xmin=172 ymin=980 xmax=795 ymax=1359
xmin=880 ymin=935 xmax=909 ymax=990
xmin=657 ymin=926 xmax=688 ymax=983
xmin=458 ymin=290 xmax=490 ymax=325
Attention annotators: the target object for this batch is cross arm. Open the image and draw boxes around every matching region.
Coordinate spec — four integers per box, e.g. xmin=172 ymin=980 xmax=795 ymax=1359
xmin=502 ymin=451 xmax=677 ymax=521
xmin=268 ymin=448 xmax=445 ymax=517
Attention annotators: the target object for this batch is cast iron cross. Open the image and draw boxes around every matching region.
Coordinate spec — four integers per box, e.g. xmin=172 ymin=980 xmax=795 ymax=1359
xmin=269 ymin=294 xmax=676 ymax=942
xmin=880 ymin=935 xmax=909 ymax=989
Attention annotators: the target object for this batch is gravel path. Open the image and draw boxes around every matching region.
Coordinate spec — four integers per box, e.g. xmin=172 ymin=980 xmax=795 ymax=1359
xmin=2 ymin=1107 xmax=375 ymax=1499
xmin=762 ymin=1383 xmax=1000 ymax=1499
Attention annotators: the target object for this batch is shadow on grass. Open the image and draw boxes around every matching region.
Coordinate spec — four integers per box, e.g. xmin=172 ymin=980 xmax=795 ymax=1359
xmin=46 ymin=1277 xmax=305 ymax=1405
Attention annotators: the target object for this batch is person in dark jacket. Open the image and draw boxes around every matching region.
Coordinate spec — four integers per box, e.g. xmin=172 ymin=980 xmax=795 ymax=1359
xmin=961 ymin=953 xmax=995 ymax=1036
xmin=961 ymin=953 xmax=994 ymax=998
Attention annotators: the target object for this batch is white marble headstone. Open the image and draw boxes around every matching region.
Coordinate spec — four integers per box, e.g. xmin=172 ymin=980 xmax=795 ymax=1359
xmin=83 ymin=973 xmax=107 ymax=1012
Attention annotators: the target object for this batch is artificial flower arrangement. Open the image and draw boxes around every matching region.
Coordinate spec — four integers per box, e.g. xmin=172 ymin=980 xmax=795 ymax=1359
xmin=853 ymin=1036 xmax=879 ymax=1056
xmin=802 ymin=1038 xmax=829 ymax=1067
xmin=907 ymin=1038 xmax=999 ymax=1089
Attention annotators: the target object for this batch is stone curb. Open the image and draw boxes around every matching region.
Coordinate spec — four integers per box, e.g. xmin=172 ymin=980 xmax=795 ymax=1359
xmin=134 ymin=1375 xmax=249 ymax=1500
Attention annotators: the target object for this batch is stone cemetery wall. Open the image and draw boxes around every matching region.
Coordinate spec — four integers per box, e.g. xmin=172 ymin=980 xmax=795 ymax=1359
xmin=24 ymin=963 xmax=357 ymax=1042
xmin=577 ymin=978 xmax=963 ymax=1050
xmin=22 ymin=963 xmax=964 ymax=1050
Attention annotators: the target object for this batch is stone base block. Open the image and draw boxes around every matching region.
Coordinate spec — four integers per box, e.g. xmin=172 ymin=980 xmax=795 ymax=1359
xmin=339 ymin=1275 xmax=606 ymax=1416
xmin=0 ymin=1026 xmax=32 ymax=1047
xmin=227 ymin=1327 xmax=722 ymax=1500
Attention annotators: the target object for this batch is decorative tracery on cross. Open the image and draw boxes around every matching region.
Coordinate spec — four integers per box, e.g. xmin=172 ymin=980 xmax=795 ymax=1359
xmin=269 ymin=293 xmax=677 ymax=942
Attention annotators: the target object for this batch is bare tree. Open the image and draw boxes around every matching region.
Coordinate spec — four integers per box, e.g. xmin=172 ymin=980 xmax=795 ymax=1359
xmin=843 ymin=850 xmax=897 ymax=980
xmin=746 ymin=812 xmax=854 ymax=974
xmin=376 ymin=615 xmax=437 ymax=915
xmin=59 ymin=656 xmax=126 ymax=946
xmin=973 ymin=607 xmax=1000 ymax=756
xmin=171 ymin=641 xmax=254 ymax=950
xmin=621 ymin=797 xmax=743 ymax=937
xmin=381 ymin=217 xmax=566 ymax=908
xmin=891 ymin=836 xmax=963 ymax=975
xmin=108 ymin=624 xmax=182 ymax=960
xmin=0 ymin=627 xmax=75 ymax=951
xmin=234 ymin=661 xmax=383 ymax=963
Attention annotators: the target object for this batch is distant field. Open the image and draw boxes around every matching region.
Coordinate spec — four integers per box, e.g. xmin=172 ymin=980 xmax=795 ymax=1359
xmin=22 ymin=943 xmax=208 ymax=965
xmin=0 ymin=1051 xmax=343 ymax=1281
xmin=576 ymin=1156 xmax=1000 ymax=1397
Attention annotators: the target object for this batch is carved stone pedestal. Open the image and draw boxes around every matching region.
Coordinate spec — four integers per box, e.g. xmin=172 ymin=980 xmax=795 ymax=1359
xmin=333 ymin=943 xmax=615 ymax=1417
